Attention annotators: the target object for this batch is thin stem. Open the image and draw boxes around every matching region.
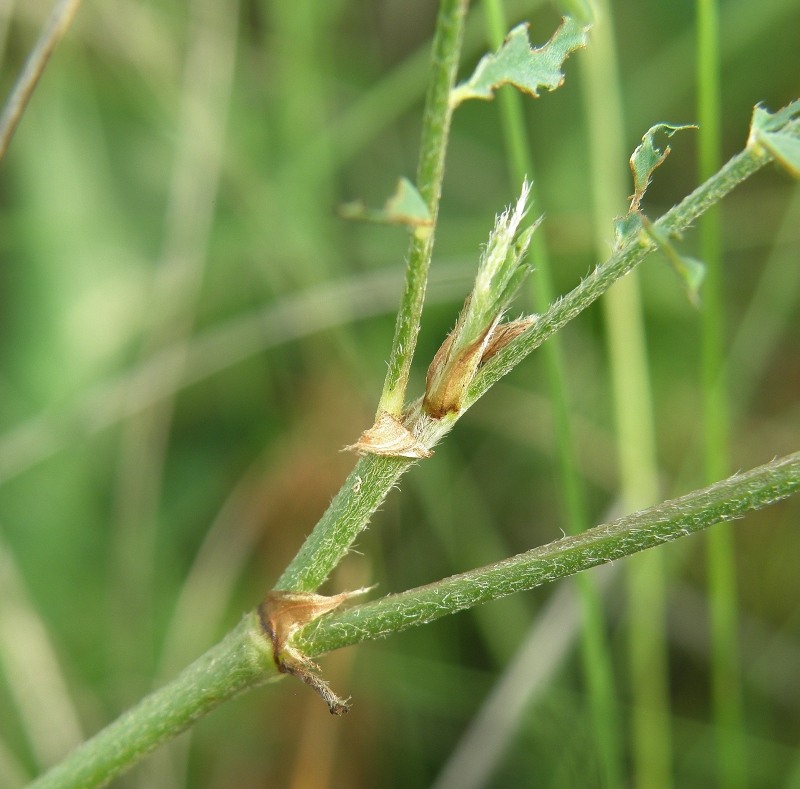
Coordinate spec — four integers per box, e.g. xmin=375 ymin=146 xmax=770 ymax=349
xmin=298 ymin=451 xmax=800 ymax=656
xmin=697 ymin=1 xmax=747 ymax=785
xmin=274 ymin=454 xmax=413 ymax=592
xmin=378 ymin=0 xmax=469 ymax=416
xmin=467 ymin=142 xmax=770 ymax=406
xmin=29 ymin=613 xmax=276 ymax=789
xmin=0 ymin=0 xmax=82 ymax=162
xmin=481 ymin=1 xmax=623 ymax=783
xmin=273 ymin=406 xmax=457 ymax=593
xmin=579 ymin=1 xmax=669 ymax=784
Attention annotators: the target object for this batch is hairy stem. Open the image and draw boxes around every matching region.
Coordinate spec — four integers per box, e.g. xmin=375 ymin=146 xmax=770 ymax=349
xmin=378 ymin=0 xmax=469 ymax=415
xmin=298 ymin=451 xmax=800 ymax=656
xmin=274 ymin=407 xmax=456 ymax=593
xmin=29 ymin=613 xmax=275 ymax=789
xmin=277 ymin=133 xmax=774 ymax=598
xmin=467 ymin=141 xmax=770 ymax=404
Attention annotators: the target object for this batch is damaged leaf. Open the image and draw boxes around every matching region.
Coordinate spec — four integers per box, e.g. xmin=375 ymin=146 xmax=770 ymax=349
xmin=450 ymin=17 xmax=589 ymax=108
xmin=629 ymin=123 xmax=696 ymax=212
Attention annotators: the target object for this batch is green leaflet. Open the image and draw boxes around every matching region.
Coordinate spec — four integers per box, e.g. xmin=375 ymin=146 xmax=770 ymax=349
xmin=449 ymin=17 xmax=589 ymax=109
xmin=339 ymin=177 xmax=433 ymax=234
xmin=629 ymin=123 xmax=696 ymax=211
xmin=749 ymin=101 xmax=800 ymax=177
xmin=617 ymin=123 xmax=702 ymax=303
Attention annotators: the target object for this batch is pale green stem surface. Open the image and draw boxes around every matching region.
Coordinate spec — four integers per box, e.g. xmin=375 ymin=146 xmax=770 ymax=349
xmin=378 ymin=0 xmax=469 ymax=416
xmin=274 ymin=454 xmax=413 ymax=592
xmin=579 ymin=2 xmax=670 ymax=784
xmin=29 ymin=613 xmax=276 ymax=789
xmin=697 ymin=1 xmax=747 ymax=785
xmin=481 ymin=1 xmax=622 ymax=783
xmin=298 ymin=452 xmax=800 ymax=655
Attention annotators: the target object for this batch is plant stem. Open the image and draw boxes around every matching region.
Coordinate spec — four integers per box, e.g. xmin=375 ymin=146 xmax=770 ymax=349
xmin=35 ymin=113 xmax=782 ymax=788
xmin=467 ymin=141 xmax=771 ymax=405
xmin=273 ymin=454 xmax=412 ymax=592
xmin=0 ymin=0 xmax=82 ymax=162
xmin=298 ymin=451 xmax=800 ymax=656
xmin=29 ymin=613 xmax=275 ymax=789
xmin=481 ymin=1 xmax=623 ymax=783
xmin=578 ymin=1 xmax=669 ymax=784
xmin=378 ymin=0 xmax=469 ymax=416
xmin=697 ymin=2 xmax=747 ymax=785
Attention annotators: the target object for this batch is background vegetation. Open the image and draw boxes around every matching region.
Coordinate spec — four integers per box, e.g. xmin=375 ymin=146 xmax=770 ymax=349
xmin=1 ymin=0 xmax=798 ymax=786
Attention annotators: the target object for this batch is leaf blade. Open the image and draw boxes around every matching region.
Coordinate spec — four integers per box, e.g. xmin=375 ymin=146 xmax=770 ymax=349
xmin=450 ymin=17 xmax=589 ymax=108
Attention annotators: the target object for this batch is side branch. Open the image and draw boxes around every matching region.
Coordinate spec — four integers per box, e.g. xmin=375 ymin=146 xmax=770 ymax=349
xmin=466 ymin=144 xmax=770 ymax=406
xmin=297 ymin=451 xmax=800 ymax=656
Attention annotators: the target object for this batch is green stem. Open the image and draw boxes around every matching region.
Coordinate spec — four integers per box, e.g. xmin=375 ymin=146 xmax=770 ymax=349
xmin=274 ymin=454 xmax=413 ymax=592
xmin=0 ymin=0 xmax=82 ymax=161
xmin=467 ymin=141 xmax=770 ymax=405
xmin=298 ymin=451 xmax=800 ymax=655
xmin=274 ymin=406 xmax=456 ymax=593
xmin=697 ymin=2 xmax=747 ymax=786
xmin=578 ymin=2 xmax=668 ymax=784
xmin=482 ymin=1 xmax=623 ymax=783
xmin=29 ymin=613 xmax=275 ymax=789
xmin=378 ymin=0 xmax=469 ymax=416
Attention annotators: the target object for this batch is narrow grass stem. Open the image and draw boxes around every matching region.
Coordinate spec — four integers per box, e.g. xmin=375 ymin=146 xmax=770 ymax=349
xmin=578 ymin=2 xmax=669 ymax=784
xmin=29 ymin=613 xmax=276 ymax=789
xmin=697 ymin=2 xmax=747 ymax=785
xmin=378 ymin=0 xmax=469 ymax=416
xmin=298 ymin=451 xmax=800 ymax=655
xmin=481 ymin=1 xmax=623 ymax=783
xmin=0 ymin=0 xmax=82 ymax=162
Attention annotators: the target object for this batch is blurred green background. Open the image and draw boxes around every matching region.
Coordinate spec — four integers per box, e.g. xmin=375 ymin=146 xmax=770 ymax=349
xmin=1 ymin=0 xmax=799 ymax=786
